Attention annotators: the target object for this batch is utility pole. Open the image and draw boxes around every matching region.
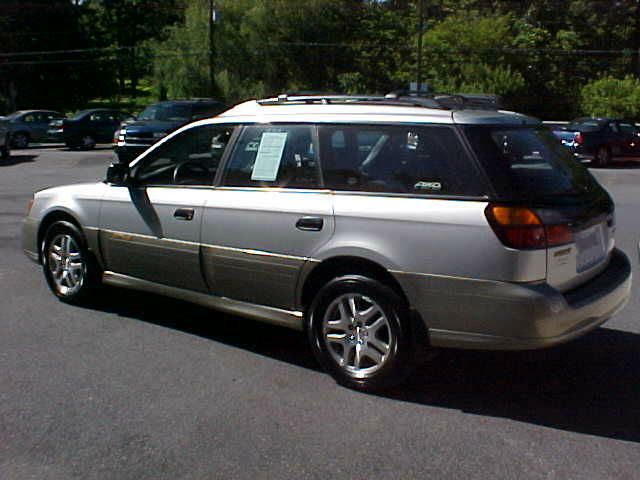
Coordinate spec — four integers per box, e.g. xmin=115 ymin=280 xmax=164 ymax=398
xmin=416 ymin=0 xmax=425 ymax=93
xmin=208 ymin=0 xmax=216 ymax=97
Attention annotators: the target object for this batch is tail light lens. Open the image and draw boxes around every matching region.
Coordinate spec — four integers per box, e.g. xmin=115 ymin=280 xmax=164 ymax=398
xmin=485 ymin=204 xmax=573 ymax=250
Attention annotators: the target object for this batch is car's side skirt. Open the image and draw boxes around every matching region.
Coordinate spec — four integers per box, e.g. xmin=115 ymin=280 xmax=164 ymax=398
xmin=101 ymin=271 xmax=305 ymax=331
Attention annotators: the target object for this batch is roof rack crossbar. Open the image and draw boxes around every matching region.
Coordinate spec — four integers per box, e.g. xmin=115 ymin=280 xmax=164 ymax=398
xmin=257 ymin=93 xmax=447 ymax=110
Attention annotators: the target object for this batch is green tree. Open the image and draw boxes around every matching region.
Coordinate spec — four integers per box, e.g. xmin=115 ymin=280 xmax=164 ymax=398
xmin=82 ymin=0 xmax=183 ymax=96
xmin=0 ymin=0 xmax=105 ymax=112
xmin=421 ymin=14 xmax=526 ymax=100
xmin=580 ymin=75 xmax=640 ymax=118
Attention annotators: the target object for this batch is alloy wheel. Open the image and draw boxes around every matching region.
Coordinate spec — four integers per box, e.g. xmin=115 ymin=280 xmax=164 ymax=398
xmin=46 ymin=233 xmax=85 ymax=296
xmin=321 ymin=293 xmax=393 ymax=377
xmin=13 ymin=133 xmax=28 ymax=149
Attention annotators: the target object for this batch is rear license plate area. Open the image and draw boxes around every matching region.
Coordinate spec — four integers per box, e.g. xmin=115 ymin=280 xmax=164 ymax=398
xmin=575 ymin=223 xmax=605 ymax=273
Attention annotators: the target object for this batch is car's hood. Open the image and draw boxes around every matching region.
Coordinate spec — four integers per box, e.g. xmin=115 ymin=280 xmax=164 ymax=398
xmin=121 ymin=119 xmax=186 ymax=134
xmin=36 ymin=182 xmax=109 ymax=199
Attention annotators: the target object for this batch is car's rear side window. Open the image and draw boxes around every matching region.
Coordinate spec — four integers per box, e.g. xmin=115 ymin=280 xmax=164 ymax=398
xmin=318 ymin=124 xmax=486 ymax=196
xmin=463 ymin=125 xmax=605 ymax=204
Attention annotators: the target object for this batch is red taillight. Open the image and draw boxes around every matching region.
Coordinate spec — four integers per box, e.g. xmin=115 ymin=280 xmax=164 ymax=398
xmin=574 ymin=132 xmax=583 ymax=145
xmin=485 ymin=204 xmax=573 ymax=250
xmin=545 ymin=224 xmax=573 ymax=246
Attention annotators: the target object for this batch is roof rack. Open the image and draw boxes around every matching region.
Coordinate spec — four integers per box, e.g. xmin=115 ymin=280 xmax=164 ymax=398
xmin=257 ymin=93 xmax=446 ymax=109
xmin=257 ymin=91 xmax=503 ymax=111
xmin=386 ymin=90 xmax=503 ymax=110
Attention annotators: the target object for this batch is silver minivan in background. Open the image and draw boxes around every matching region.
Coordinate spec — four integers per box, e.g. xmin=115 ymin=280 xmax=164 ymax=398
xmin=22 ymin=95 xmax=632 ymax=390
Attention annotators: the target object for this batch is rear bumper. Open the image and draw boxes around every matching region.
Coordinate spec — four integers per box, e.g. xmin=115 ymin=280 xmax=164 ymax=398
xmin=396 ymin=248 xmax=632 ymax=350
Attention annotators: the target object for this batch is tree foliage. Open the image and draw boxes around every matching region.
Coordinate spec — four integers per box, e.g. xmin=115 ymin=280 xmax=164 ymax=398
xmin=2 ymin=0 xmax=640 ymax=119
xmin=580 ymin=75 xmax=640 ymax=118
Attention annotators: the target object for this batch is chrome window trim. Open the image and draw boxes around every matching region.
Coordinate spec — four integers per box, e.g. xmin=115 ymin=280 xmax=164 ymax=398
xmin=389 ymin=269 xmax=545 ymax=285
xmin=100 ymin=228 xmax=317 ymax=262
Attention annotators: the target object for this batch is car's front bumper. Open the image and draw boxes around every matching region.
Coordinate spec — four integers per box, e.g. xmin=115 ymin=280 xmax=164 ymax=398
xmin=114 ymin=144 xmax=149 ymax=164
xmin=22 ymin=216 xmax=39 ymax=263
xmin=395 ymin=248 xmax=632 ymax=350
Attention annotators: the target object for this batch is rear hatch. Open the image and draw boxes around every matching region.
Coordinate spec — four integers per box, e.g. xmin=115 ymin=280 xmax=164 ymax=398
xmin=462 ymin=124 xmax=614 ymax=292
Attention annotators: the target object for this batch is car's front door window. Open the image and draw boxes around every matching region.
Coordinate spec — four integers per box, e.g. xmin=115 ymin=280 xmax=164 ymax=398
xmin=132 ymin=125 xmax=234 ymax=186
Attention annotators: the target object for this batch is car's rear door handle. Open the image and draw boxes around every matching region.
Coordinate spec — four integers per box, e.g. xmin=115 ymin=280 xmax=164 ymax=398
xmin=174 ymin=208 xmax=195 ymax=221
xmin=296 ymin=216 xmax=323 ymax=231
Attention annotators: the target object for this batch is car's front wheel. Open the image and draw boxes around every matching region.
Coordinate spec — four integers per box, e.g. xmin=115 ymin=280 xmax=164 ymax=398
xmin=306 ymin=275 xmax=415 ymax=391
xmin=42 ymin=221 xmax=101 ymax=304
xmin=12 ymin=132 xmax=29 ymax=149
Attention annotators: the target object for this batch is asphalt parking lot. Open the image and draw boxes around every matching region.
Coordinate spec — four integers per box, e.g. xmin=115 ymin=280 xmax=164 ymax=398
xmin=1 ymin=146 xmax=639 ymax=479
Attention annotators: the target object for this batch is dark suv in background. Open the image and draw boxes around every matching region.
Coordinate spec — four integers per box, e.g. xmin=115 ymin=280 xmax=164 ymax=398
xmin=113 ymin=99 xmax=227 ymax=163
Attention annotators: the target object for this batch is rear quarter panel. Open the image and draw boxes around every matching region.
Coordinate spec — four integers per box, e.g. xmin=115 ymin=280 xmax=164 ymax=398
xmin=315 ymin=194 xmax=546 ymax=282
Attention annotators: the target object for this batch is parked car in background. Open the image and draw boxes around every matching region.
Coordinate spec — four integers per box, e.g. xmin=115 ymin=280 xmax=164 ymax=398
xmin=113 ymin=99 xmax=226 ymax=163
xmin=552 ymin=117 xmax=640 ymax=166
xmin=48 ymin=108 xmax=129 ymax=150
xmin=23 ymin=94 xmax=631 ymax=391
xmin=0 ymin=110 xmax=65 ymax=148
xmin=0 ymin=120 xmax=10 ymax=159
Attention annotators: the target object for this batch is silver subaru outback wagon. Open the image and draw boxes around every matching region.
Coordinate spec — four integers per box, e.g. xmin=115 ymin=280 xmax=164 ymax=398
xmin=22 ymin=95 xmax=632 ymax=391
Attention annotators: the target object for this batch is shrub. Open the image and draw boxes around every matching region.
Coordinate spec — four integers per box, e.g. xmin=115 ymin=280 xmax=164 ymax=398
xmin=580 ymin=75 xmax=640 ymax=118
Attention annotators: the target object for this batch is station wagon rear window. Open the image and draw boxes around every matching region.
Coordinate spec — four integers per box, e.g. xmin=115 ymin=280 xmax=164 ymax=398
xmin=463 ymin=126 xmax=605 ymax=204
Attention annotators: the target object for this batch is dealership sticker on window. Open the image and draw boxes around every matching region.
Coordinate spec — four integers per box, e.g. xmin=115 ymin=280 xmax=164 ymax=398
xmin=251 ymin=132 xmax=288 ymax=181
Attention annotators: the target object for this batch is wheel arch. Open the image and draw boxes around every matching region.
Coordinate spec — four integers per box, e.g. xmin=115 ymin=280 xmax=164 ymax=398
xmin=299 ymin=256 xmax=409 ymax=312
xmin=37 ymin=210 xmax=85 ymax=262
xmin=11 ymin=130 xmax=30 ymax=143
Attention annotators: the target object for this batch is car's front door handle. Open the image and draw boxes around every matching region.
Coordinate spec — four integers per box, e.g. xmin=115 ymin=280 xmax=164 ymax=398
xmin=296 ymin=216 xmax=323 ymax=231
xmin=174 ymin=208 xmax=195 ymax=221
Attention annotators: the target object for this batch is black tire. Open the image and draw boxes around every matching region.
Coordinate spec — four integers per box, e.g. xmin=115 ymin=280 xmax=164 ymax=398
xmin=12 ymin=132 xmax=29 ymax=149
xmin=41 ymin=221 xmax=101 ymax=304
xmin=0 ymin=144 xmax=9 ymax=161
xmin=80 ymin=135 xmax=96 ymax=150
xmin=306 ymin=275 xmax=415 ymax=391
xmin=594 ymin=145 xmax=611 ymax=167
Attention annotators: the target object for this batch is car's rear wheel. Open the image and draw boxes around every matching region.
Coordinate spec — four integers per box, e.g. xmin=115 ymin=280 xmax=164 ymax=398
xmin=0 ymin=144 xmax=9 ymax=161
xmin=12 ymin=132 xmax=29 ymax=149
xmin=80 ymin=135 xmax=96 ymax=150
xmin=594 ymin=145 xmax=611 ymax=167
xmin=42 ymin=221 xmax=101 ymax=304
xmin=306 ymin=275 xmax=415 ymax=391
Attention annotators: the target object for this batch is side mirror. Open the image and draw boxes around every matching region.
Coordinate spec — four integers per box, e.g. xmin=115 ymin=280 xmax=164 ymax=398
xmin=105 ymin=162 xmax=129 ymax=185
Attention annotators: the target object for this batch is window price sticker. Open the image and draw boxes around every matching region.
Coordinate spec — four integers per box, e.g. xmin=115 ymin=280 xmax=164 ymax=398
xmin=251 ymin=132 xmax=288 ymax=181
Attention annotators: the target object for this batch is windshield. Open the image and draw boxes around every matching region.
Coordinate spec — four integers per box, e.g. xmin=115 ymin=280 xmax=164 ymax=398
xmin=138 ymin=103 xmax=191 ymax=122
xmin=463 ymin=126 xmax=606 ymax=205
